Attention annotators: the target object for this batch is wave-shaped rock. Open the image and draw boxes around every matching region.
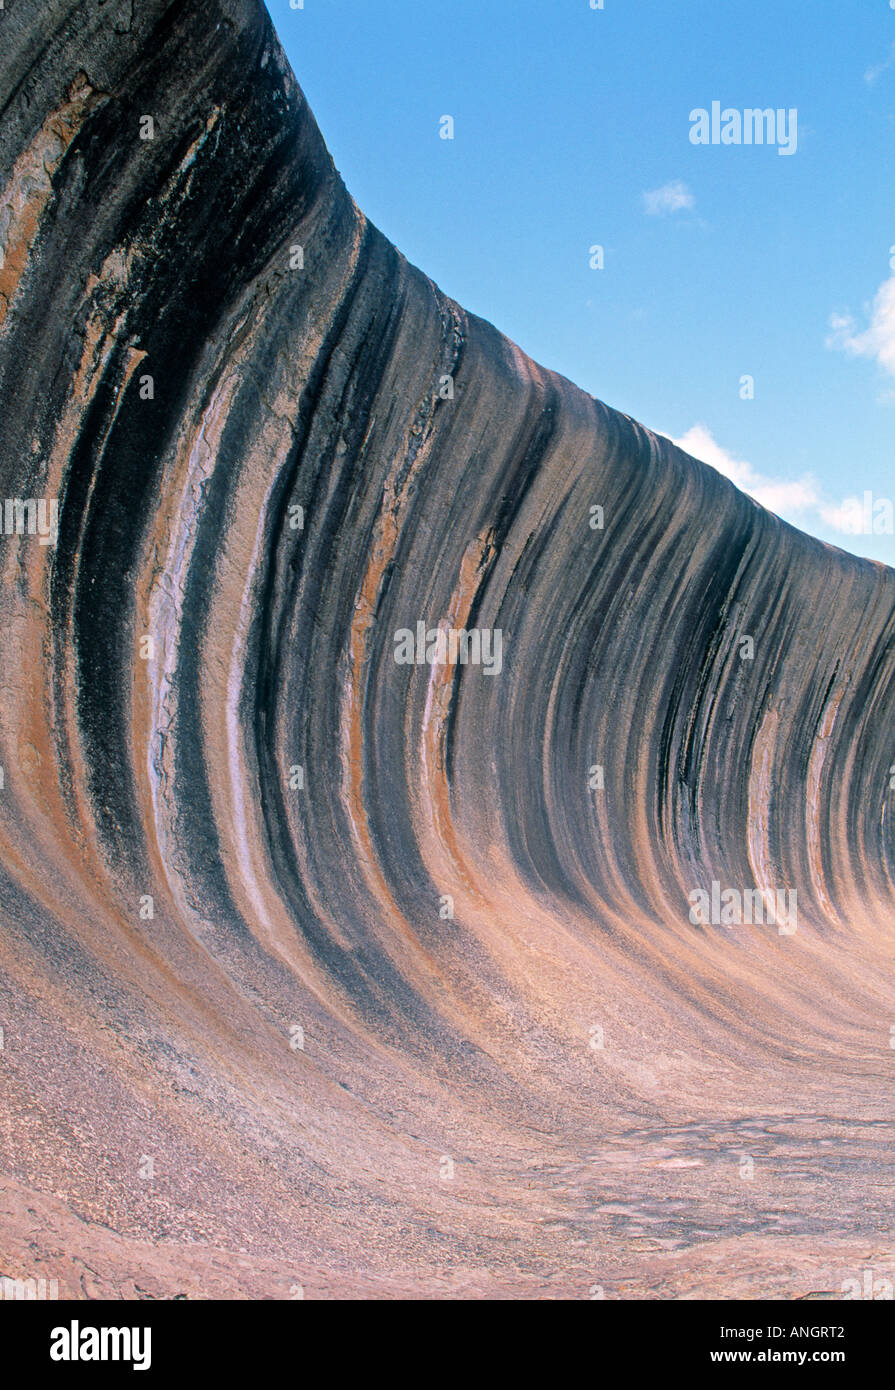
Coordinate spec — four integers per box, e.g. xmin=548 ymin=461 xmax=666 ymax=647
xmin=1 ymin=0 xmax=894 ymax=1298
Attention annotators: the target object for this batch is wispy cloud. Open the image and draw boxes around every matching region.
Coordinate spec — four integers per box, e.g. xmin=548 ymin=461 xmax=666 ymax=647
xmin=865 ymin=43 xmax=895 ymax=85
xmin=642 ymin=180 xmax=694 ymax=216
xmin=667 ymin=423 xmax=879 ymax=541
xmin=670 ymin=424 xmax=819 ymax=517
xmin=827 ymin=275 xmax=895 ymax=379
xmin=818 ymin=497 xmax=870 ymax=534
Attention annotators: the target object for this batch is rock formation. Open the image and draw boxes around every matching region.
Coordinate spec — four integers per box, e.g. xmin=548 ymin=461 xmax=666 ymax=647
xmin=1 ymin=0 xmax=894 ymax=1298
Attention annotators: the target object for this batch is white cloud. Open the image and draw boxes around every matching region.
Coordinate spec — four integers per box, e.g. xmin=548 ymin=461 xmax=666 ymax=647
xmin=827 ymin=275 xmax=895 ymax=379
xmin=670 ymin=423 xmax=819 ymax=517
xmin=865 ymin=44 xmax=895 ymax=85
xmin=642 ymin=180 xmax=694 ymax=216
xmin=667 ymin=423 xmax=885 ymax=546
xmin=818 ymin=497 xmax=866 ymax=534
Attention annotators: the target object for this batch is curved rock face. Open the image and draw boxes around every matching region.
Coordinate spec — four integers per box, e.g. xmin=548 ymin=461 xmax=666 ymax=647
xmin=1 ymin=0 xmax=895 ymax=1299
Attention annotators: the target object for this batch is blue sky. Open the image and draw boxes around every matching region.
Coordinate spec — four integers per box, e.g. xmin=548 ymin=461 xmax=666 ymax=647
xmin=267 ymin=0 xmax=895 ymax=564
